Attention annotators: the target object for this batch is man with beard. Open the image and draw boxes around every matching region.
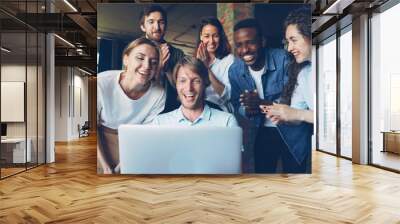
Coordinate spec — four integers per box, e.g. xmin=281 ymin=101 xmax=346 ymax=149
xmin=228 ymin=18 xmax=291 ymax=173
xmin=152 ymin=56 xmax=237 ymax=127
xmin=139 ymin=5 xmax=185 ymax=113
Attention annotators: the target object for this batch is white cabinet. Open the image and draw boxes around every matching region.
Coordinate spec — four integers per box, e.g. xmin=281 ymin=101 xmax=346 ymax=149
xmin=1 ymin=138 xmax=32 ymax=163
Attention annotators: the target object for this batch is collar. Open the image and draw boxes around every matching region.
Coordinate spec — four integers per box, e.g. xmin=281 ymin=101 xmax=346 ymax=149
xmin=176 ymin=104 xmax=212 ymax=124
xmin=263 ymin=48 xmax=276 ymax=72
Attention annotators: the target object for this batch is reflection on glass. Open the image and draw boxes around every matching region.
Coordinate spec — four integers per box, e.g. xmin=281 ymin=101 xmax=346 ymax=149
xmin=371 ymin=3 xmax=400 ymax=171
xmin=27 ymin=32 xmax=38 ymax=169
xmin=0 ymin=1 xmax=47 ymax=179
xmin=340 ymin=29 xmax=352 ymax=158
xmin=1 ymin=31 xmax=27 ymax=177
xmin=318 ymin=37 xmax=337 ymax=154
xmin=38 ymin=33 xmax=46 ymax=165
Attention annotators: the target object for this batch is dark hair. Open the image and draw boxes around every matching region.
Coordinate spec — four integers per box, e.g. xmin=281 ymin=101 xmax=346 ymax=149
xmin=172 ymin=55 xmax=211 ymax=88
xmin=196 ymin=17 xmax=231 ymax=59
xmin=139 ymin=5 xmax=168 ymax=27
xmin=284 ymin=7 xmax=311 ymax=40
xmin=280 ymin=7 xmax=311 ymax=105
xmin=233 ymin=18 xmax=263 ymax=40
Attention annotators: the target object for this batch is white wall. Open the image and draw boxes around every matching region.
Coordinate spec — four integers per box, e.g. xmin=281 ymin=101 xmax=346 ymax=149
xmin=55 ymin=66 xmax=89 ymax=141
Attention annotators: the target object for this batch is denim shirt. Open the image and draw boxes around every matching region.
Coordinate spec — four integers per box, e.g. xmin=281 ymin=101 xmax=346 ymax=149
xmin=277 ymin=122 xmax=313 ymax=167
xmin=228 ymin=48 xmax=289 ymax=172
xmin=229 ymin=47 xmax=311 ymax=168
xmin=228 ymin=47 xmax=290 ymax=127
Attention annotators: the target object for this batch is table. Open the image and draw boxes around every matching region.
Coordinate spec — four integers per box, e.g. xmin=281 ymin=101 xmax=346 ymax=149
xmin=1 ymin=138 xmax=31 ymax=163
xmin=381 ymin=131 xmax=400 ymax=154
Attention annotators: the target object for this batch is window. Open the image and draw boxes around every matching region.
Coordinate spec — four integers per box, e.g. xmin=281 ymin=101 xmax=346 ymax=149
xmin=317 ymin=36 xmax=337 ymax=155
xmin=370 ymin=2 xmax=400 ymax=171
xmin=339 ymin=27 xmax=352 ymax=158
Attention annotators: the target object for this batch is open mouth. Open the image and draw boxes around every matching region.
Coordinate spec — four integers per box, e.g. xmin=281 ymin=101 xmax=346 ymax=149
xmin=242 ymin=55 xmax=255 ymax=63
xmin=183 ymin=93 xmax=196 ymax=102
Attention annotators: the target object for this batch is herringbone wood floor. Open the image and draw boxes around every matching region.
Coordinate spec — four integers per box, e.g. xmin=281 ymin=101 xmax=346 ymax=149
xmin=1 ymin=135 xmax=400 ymax=224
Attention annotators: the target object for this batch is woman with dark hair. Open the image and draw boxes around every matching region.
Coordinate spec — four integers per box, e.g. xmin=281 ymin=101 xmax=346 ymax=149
xmin=195 ymin=17 xmax=235 ymax=112
xmin=261 ymin=7 xmax=313 ymax=124
xmin=260 ymin=7 xmax=313 ymax=173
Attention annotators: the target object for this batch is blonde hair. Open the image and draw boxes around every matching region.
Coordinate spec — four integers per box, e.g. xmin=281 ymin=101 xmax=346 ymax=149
xmin=172 ymin=55 xmax=211 ymax=87
xmin=122 ymin=37 xmax=162 ymax=84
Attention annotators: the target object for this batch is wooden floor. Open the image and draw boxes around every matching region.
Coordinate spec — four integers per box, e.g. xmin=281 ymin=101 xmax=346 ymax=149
xmin=1 ymin=135 xmax=400 ymax=223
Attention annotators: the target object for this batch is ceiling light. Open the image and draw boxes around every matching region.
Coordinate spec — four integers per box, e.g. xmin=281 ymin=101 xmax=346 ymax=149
xmin=54 ymin=34 xmax=75 ymax=48
xmin=1 ymin=47 xmax=11 ymax=53
xmin=322 ymin=0 xmax=354 ymax=15
xmin=78 ymin=67 xmax=93 ymax=76
xmin=63 ymin=0 xmax=78 ymax=12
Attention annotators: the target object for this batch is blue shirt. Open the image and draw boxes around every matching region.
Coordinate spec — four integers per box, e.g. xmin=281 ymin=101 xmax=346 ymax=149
xmin=152 ymin=104 xmax=238 ymax=127
xmin=228 ymin=47 xmax=290 ymax=127
xmin=290 ymin=64 xmax=313 ymax=110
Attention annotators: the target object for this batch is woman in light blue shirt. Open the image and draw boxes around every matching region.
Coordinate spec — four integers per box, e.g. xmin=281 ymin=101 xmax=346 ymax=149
xmin=261 ymin=8 xmax=313 ymax=124
xmin=260 ymin=8 xmax=313 ymax=173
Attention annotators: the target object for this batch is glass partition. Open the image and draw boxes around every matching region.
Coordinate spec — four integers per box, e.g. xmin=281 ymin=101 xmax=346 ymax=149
xmin=27 ymin=31 xmax=38 ymax=169
xmin=1 ymin=30 xmax=28 ymax=177
xmin=317 ymin=35 xmax=337 ymax=155
xmin=339 ymin=27 xmax=352 ymax=158
xmin=0 ymin=1 xmax=46 ymax=179
xmin=370 ymin=3 xmax=400 ymax=171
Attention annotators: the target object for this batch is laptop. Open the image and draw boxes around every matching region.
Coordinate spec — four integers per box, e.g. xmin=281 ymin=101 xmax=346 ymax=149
xmin=118 ymin=125 xmax=242 ymax=174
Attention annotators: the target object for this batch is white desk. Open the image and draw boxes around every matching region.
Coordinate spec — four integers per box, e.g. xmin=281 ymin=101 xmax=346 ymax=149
xmin=1 ymin=138 xmax=31 ymax=163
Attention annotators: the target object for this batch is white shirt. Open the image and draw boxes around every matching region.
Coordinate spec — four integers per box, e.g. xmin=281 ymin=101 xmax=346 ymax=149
xmin=291 ymin=64 xmax=314 ymax=110
xmin=249 ymin=66 xmax=265 ymax=99
xmin=97 ymin=70 xmax=166 ymax=129
xmin=206 ymin=54 xmax=235 ymax=111
xmin=249 ymin=66 xmax=275 ymax=127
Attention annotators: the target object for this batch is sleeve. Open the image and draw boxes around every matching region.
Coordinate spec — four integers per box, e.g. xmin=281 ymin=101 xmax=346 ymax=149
xmin=306 ymin=67 xmax=315 ymax=110
xmin=143 ymin=87 xmax=167 ymax=124
xmin=150 ymin=116 xmax=160 ymax=125
xmin=166 ymin=46 xmax=185 ymax=74
xmin=219 ymin=55 xmax=235 ymax=104
xmin=227 ymin=114 xmax=239 ymax=127
xmin=228 ymin=66 xmax=246 ymax=117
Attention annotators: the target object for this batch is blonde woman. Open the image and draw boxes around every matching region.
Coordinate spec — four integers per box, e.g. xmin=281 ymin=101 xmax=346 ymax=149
xmin=97 ymin=37 xmax=166 ymax=174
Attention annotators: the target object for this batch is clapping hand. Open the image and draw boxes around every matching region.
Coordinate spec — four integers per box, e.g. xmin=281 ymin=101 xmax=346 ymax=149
xmin=196 ymin=42 xmax=211 ymax=68
xmin=240 ymin=90 xmax=270 ymax=117
xmin=160 ymin=43 xmax=170 ymax=70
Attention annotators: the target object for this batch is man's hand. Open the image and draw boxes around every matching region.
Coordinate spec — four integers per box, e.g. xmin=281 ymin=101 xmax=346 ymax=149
xmin=239 ymin=90 xmax=268 ymax=117
xmin=160 ymin=43 xmax=170 ymax=70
